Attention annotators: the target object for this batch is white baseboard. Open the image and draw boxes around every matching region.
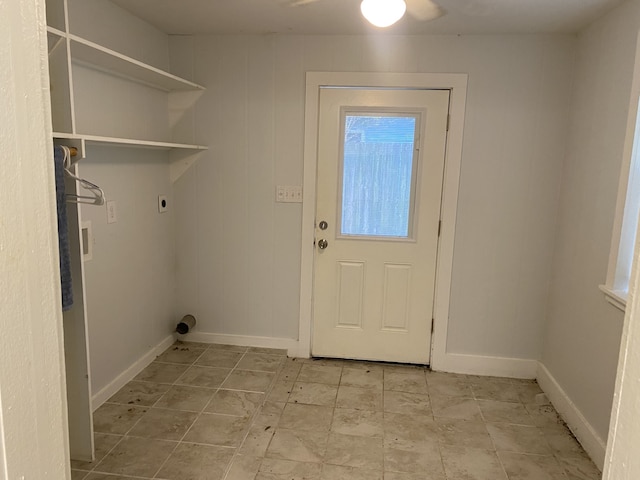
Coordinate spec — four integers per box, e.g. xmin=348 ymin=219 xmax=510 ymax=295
xmin=182 ymin=331 xmax=300 ymax=357
xmin=431 ymin=352 xmax=538 ymax=379
xmin=537 ymin=362 xmax=607 ymax=470
xmin=91 ymin=334 xmax=176 ymax=410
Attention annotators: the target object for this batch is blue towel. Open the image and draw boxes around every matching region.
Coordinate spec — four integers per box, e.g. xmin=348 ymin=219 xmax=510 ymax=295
xmin=54 ymin=146 xmax=73 ymax=311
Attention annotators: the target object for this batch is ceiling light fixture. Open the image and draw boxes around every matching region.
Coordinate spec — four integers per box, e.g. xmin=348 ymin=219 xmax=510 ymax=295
xmin=360 ymin=0 xmax=407 ymax=28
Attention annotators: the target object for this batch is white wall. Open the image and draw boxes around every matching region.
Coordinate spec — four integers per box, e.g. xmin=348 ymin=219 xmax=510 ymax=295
xmin=73 ymin=65 xmax=172 ymax=141
xmin=80 ymin=147 xmax=176 ymax=395
xmin=1 ymin=0 xmax=70 ymax=477
xmin=445 ymin=36 xmax=575 ymax=359
xmin=172 ymin=33 xmax=575 ymax=358
xmin=541 ymin=0 xmax=640 ymax=445
xmin=68 ymin=0 xmax=169 ymax=70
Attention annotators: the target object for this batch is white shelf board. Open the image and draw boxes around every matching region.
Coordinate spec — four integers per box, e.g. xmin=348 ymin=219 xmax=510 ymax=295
xmin=47 ymin=26 xmax=66 ymax=38
xmin=53 ymin=132 xmax=79 ymax=139
xmin=47 ymin=27 xmax=65 ymax=54
xmin=69 ymin=35 xmax=205 ymax=92
xmin=599 ymin=284 xmax=627 ymax=312
xmin=82 ymin=134 xmax=207 ymax=150
xmin=53 ymin=132 xmax=208 ymax=151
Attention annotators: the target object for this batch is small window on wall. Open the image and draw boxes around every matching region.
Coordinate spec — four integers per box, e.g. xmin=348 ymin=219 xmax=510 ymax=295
xmin=601 ymin=97 xmax=640 ymax=311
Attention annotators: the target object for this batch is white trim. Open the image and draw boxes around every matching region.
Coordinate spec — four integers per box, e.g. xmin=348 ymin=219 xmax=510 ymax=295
xmin=298 ymin=72 xmax=468 ymax=364
xmin=183 ymin=332 xmax=300 ymax=356
xmin=91 ymin=332 xmax=302 ymax=409
xmin=432 ymin=353 xmax=538 ymax=379
xmin=47 ymin=25 xmax=67 ymax=38
xmin=603 ymin=181 xmax=640 ymax=478
xmin=53 ymin=132 xmax=208 ymax=151
xmin=1 ymin=0 xmax=71 ymax=475
xmin=537 ymin=362 xmax=607 ymax=470
xmin=599 ymin=284 xmax=627 ymax=312
xmin=69 ymin=33 xmax=205 ymax=92
xmin=91 ymin=334 xmax=175 ymax=409
xmin=603 ymin=31 xmax=640 ymax=299
xmin=428 ymin=76 xmax=468 ymax=370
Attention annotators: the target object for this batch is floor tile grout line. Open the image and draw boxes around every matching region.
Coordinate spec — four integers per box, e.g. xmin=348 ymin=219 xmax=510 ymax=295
xmin=150 ymin=350 xmax=250 ymax=479
xmin=211 ymin=386 xmax=278 ymax=394
xmin=433 ymin=439 xmax=448 ymax=480
xmin=73 ymin=467 xmax=92 ymax=479
xmin=89 ymin=352 xmax=597 ymax=480
xmin=92 ymin=351 xmax=208 ymax=477
xmin=120 ymin=432 xmax=232 ymax=445
xmin=381 ymin=371 xmax=388 ymax=477
xmin=221 ymin=356 xmax=292 ymax=480
xmin=94 ymin=346 xmax=241 ymax=479
xmin=151 ymin=362 xmax=231 ymax=370
xmin=83 ymin=432 xmax=127 ymax=474
xmin=119 ymin=348 xmax=210 ymax=439
xmin=492 ymin=436 xmax=514 ymax=480
xmin=82 ymin=471 xmax=157 ymax=480
xmin=100 ymin=369 xmax=189 ymax=433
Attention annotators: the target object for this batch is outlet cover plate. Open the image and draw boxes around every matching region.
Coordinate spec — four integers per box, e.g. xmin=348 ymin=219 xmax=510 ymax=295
xmin=276 ymin=185 xmax=303 ymax=203
xmin=106 ymin=200 xmax=117 ymax=223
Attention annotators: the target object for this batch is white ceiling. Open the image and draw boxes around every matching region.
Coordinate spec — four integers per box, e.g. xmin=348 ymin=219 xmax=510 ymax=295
xmin=111 ymin=0 xmax=625 ymax=35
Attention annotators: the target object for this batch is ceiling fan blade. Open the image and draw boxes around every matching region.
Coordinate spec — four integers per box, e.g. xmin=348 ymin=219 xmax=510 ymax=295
xmin=405 ymin=0 xmax=445 ymax=21
xmin=278 ymin=0 xmax=319 ymax=6
xmin=446 ymin=0 xmax=494 ymax=16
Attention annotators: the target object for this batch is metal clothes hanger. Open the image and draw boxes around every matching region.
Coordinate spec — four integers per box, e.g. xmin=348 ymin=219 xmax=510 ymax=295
xmin=60 ymin=145 xmax=105 ymax=206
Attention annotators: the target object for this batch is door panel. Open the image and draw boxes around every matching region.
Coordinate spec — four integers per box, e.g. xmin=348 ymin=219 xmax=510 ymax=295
xmin=312 ymin=87 xmax=449 ymax=364
xmin=381 ymin=263 xmax=412 ymax=332
xmin=336 ymin=261 xmax=365 ymax=329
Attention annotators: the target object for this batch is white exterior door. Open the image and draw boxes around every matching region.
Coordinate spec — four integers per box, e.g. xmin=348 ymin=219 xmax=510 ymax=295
xmin=312 ymin=87 xmax=449 ymax=364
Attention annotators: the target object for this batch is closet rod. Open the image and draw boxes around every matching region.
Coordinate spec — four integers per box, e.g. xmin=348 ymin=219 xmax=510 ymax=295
xmin=58 ymin=145 xmax=78 ymax=157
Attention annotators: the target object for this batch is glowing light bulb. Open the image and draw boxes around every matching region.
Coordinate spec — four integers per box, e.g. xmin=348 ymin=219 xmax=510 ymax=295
xmin=360 ymin=0 xmax=407 ymax=28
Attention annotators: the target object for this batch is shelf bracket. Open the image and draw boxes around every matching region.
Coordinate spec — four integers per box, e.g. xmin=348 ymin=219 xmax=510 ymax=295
xmin=169 ymin=149 xmax=203 ymax=183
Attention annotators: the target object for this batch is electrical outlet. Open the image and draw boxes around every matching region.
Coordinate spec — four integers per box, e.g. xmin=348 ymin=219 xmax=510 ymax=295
xmin=106 ymin=200 xmax=117 ymax=224
xmin=158 ymin=195 xmax=168 ymax=213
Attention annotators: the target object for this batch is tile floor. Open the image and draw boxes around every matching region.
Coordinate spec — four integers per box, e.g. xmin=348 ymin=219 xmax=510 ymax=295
xmin=71 ymin=341 xmax=602 ymax=480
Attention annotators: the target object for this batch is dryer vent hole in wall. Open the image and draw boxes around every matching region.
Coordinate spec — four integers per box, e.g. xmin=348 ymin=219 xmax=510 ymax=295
xmin=176 ymin=314 xmax=196 ymax=334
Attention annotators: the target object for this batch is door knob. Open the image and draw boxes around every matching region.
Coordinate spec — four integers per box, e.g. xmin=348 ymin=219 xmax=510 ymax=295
xmin=318 ymin=239 xmax=328 ymax=250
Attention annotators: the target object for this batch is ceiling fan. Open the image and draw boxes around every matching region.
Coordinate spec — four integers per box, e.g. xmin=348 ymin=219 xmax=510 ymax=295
xmin=284 ymin=0 xmax=446 ymax=28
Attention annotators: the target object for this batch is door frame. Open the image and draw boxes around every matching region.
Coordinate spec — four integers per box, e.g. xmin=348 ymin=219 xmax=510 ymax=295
xmin=297 ymin=72 xmax=468 ymax=370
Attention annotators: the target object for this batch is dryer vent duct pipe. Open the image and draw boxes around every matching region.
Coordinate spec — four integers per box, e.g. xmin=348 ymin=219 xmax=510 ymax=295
xmin=176 ymin=314 xmax=196 ymax=335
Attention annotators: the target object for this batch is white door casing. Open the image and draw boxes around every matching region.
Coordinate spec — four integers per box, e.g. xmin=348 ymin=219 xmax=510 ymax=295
xmin=312 ymin=87 xmax=449 ymax=363
xmin=1 ymin=0 xmax=71 ymax=477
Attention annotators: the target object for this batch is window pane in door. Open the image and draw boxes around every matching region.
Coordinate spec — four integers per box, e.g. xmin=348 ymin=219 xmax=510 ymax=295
xmin=340 ymin=113 xmax=418 ymax=238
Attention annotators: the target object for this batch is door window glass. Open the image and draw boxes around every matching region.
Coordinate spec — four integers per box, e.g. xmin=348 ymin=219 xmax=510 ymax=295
xmin=339 ymin=111 xmax=420 ymax=239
